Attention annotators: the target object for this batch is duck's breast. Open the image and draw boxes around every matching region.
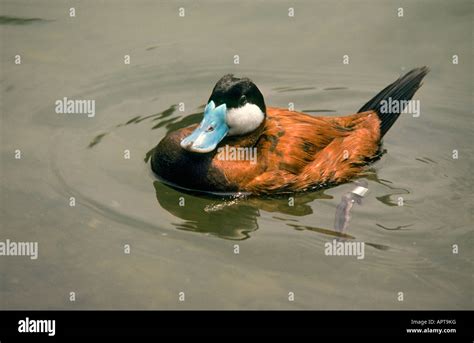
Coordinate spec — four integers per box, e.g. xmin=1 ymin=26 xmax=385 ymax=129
xmin=151 ymin=125 xmax=236 ymax=192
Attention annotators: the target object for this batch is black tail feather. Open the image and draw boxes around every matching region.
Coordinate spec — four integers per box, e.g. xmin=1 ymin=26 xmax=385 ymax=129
xmin=358 ymin=66 xmax=430 ymax=137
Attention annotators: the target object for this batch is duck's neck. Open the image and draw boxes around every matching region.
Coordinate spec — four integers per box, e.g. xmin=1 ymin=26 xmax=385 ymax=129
xmin=222 ymin=118 xmax=266 ymax=148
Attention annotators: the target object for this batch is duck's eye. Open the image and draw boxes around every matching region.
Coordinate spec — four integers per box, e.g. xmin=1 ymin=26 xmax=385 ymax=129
xmin=206 ymin=126 xmax=214 ymax=132
xmin=238 ymin=95 xmax=247 ymax=106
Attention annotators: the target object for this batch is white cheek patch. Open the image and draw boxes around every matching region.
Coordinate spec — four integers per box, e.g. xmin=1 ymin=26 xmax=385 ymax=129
xmin=226 ymin=103 xmax=265 ymax=136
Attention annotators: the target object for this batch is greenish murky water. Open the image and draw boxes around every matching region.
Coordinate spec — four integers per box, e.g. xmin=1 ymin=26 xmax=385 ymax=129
xmin=1 ymin=0 xmax=472 ymax=309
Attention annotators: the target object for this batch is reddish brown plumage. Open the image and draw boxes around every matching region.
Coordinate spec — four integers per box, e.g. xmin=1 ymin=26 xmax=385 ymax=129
xmin=211 ymin=107 xmax=382 ymax=194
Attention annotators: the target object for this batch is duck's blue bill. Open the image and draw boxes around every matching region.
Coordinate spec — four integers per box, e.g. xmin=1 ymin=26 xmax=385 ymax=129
xmin=180 ymin=101 xmax=229 ymax=153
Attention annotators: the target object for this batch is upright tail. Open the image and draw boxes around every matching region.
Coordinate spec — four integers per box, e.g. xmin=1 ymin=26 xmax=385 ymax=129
xmin=358 ymin=66 xmax=430 ymax=137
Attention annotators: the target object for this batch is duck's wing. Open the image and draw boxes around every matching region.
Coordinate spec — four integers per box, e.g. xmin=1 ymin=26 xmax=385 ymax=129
xmin=245 ymin=108 xmax=381 ymax=193
xmin=260 ymin=108 xmax=352 ymax=173
xmin=292 ymin=110 xmax=382 ymax=189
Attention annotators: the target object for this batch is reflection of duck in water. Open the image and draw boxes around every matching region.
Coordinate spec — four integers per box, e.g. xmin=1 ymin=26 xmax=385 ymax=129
xmin=152 ymin=180 xmax=332 ymax=240
xmin=152 ymin=181 xmax=258 ymax=240
xmin=154 ymin=179 xmax=390 ymax=250
xmin=151 ymin=67 xmax=429 ymax=195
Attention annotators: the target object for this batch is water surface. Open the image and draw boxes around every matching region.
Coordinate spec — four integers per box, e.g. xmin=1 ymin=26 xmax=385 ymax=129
xmin=1 ymin=0 xmax=472 ymax=309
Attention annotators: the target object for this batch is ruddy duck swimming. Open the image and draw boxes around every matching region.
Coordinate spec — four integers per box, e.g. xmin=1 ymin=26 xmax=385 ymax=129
xmin=151 ymin=67 xmax=429 ymax=195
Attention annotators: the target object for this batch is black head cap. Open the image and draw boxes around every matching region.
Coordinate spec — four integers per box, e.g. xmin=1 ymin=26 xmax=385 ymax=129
xmin=208 ymin=74 xmax=266 ymax=114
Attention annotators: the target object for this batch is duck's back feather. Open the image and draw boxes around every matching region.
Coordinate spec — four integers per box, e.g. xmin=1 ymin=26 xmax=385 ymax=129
xmin=239 ymin=108 xmax=381 ymax=193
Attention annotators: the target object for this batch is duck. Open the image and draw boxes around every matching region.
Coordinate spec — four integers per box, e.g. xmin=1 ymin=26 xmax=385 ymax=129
xmin=151 ymin=67 xmax=429 ymax=195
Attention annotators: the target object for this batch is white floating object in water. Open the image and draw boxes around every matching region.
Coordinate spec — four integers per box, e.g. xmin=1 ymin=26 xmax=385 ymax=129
xmin=351 ymin=186 xmax=368 ymax=197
